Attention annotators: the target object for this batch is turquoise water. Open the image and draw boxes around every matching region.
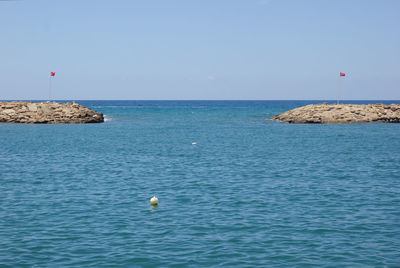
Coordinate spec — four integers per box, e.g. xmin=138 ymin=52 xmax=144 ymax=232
xmin=1 ymin=100 xmax=400 ymax=267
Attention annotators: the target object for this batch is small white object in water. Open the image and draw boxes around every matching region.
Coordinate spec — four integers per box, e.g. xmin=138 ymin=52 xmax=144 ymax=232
xmin=150 ymin=196 xmax=158 ymax=206
xmin=104 ymin=115 xmax=112 ymax=122
xmin=192 ymin=142 xmax=197 ymax=145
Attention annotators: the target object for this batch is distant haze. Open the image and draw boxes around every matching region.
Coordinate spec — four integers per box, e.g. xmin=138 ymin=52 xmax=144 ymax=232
xmin=0 ymin=0 xmax=399 ymax=100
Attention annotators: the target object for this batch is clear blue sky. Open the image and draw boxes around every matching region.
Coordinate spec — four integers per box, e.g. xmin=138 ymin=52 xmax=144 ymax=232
xmin=1 ymin=0 xmax=399 ymax=100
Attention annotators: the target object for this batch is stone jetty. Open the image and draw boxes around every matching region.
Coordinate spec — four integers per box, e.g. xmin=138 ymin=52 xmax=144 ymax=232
xmin=270 ymin=103 xmax=400 ymax=124
xmin=0 ymin=101 xmax=104 ymax=124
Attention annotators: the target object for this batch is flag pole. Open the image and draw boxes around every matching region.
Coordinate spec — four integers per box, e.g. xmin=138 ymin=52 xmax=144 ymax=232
xmin=337 ymin=77 xmax=339 ymax=105
xmin=49 ymin=72 xmax=55 ymax=102
xmin=338 ymin=72 xmax=346 ymax=104
xmin=48 ymin=76 xmax=52 ymax=102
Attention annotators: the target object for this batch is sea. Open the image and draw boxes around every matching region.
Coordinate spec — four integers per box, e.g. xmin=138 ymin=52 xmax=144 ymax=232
xmin=1 ymin=100 xmax=399 ymax=267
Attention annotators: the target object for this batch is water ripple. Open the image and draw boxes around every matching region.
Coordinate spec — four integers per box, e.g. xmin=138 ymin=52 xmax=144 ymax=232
xmin=1 ymin=101 xmax=400 ymax=267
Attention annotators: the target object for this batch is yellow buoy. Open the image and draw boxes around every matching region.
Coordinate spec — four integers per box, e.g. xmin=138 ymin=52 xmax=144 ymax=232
xmin=150 ymin=196 xmax=159 ymax=206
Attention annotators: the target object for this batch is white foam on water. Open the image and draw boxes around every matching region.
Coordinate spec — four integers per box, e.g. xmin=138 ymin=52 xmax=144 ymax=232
xmin=104 ymin=115 xmax=112 ymax=122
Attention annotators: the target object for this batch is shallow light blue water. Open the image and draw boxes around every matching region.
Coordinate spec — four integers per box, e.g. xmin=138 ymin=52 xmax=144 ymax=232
xmin=1 ymin=100 xmax=400 ymax=267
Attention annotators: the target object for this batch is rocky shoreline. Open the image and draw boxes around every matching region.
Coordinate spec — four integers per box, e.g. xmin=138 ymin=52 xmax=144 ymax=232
xmin=270 ymin=103 xmax=400 ymax=124
xmin=0 ymin=101 xmax=104 ymax=124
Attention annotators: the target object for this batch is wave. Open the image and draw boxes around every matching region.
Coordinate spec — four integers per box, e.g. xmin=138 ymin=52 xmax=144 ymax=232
xmin=103 ymin=115 xmax=112 ymax=122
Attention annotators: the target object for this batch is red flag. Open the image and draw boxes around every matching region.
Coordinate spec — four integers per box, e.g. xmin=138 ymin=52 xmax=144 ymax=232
xmin=340 ymin=72 xmax=345 ymax=77
xmin=51 ymin=72 xmax=56 ymax=77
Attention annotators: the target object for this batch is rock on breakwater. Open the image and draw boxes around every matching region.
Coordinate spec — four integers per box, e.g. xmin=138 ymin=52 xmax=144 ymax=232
xmin=270 ymin=103 xmax=400 ymax=124
xmin=0 ymin=101 xmax=104 ymax=124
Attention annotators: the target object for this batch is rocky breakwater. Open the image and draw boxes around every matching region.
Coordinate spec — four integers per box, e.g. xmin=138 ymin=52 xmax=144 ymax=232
xmin=0 ymin=101 xmax=104 ymax=123
xmin=270 ymin=103 xmax=400 ymax=124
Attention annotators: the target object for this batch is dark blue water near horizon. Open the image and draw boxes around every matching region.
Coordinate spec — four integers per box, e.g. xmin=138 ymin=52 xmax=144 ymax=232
xmin=1 ymin=100 xmax=400 ymax=267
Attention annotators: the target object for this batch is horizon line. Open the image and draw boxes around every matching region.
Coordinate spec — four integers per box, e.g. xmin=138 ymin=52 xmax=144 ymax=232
xmin=1 ymin=99 xmax=400 ymax=102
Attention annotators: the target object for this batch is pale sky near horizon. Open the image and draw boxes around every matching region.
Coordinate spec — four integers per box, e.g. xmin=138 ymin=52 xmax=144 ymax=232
xmin=0 ymin=0 xmax=399 ymax=100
